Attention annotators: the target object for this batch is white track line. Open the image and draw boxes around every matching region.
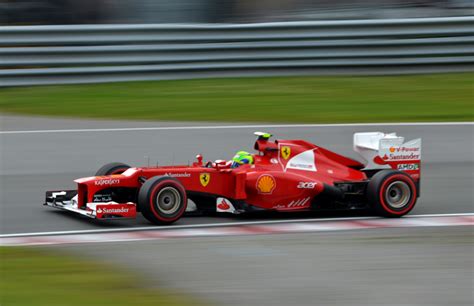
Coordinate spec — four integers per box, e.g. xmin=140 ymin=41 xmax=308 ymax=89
xmin=1 ymin=213 xmax=472 ymax=238
xmin=1 ymin=122 xmax=473 ymax=135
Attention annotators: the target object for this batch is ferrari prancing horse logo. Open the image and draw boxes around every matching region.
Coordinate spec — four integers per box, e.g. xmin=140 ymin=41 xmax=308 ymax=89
xmin=200 ymin=173 xmax=211 ymax=187
xmin=281 ymin=146 xmax=291 ymax=160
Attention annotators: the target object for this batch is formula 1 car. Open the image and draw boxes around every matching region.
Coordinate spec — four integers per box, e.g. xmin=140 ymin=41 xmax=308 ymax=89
xmin=44 ymin=132 xmax=421 ymax=225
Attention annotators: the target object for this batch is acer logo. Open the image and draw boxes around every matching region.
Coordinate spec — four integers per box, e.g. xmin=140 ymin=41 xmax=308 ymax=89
xmin=297 ymin=182 xmax=317 ymax=189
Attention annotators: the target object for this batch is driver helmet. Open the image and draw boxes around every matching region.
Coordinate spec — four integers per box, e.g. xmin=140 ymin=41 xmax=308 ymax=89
xmin=231 ymin=151 xmax=254 ymax=168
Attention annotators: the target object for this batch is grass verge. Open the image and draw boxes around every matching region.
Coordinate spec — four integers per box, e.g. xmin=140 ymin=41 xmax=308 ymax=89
xmin=0 ymin=73 xmax=473 ymax=123
xmin=0 ymin=247 xmax=206 ymax=306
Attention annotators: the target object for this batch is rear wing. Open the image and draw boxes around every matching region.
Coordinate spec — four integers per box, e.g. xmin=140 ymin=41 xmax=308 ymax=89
xmin=354 ymin=132 xmax=421 ymax=181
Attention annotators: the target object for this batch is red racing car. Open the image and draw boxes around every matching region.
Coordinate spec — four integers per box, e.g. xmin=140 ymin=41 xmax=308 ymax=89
xmin=45 ymin=131 xmax=421 ymax=225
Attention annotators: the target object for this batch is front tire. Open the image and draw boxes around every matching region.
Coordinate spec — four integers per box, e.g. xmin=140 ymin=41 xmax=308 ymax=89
xmin=367 ymin=170 xmax=417 ymax=217
xmin=95 ymin=162 xmax=131 ymax=176
xmin=138 ymin=176 xmax=187 ymax=225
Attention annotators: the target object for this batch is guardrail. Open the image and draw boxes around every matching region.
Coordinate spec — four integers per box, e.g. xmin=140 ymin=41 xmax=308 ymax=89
xmin=1 ymin=17 xmax=473 ymax=87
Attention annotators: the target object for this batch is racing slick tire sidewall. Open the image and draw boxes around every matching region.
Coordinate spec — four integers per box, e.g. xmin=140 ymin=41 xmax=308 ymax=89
xmin=138 ymin=176 xmax=187 ymax=225
xmin=367 ymin=170 xmax=417 ymax=218
xmin=95 ymin=162 xmax=131 ymax=176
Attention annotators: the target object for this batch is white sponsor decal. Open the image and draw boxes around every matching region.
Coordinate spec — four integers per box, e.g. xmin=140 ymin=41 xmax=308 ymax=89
xmin=216 ymin=198 xmax=236 ymax=214
xmin=270 ymin=158 xmax=278 ymax=164
xmin=93 ymin=194 xmax=112 ymax=202
xmin=287 ymin=197 xmax=311 ymax=208
xmin=385 ymin=152 xmax=420 ymax=161
xmin=379 ymin=138 xmax=422 ymax=161
xmin=272 ymin=204 xmax=286 ymax=209
xmin=98 ymin=207 xmax=130 ymax=214
xmin=51 ymin=191 xmax=66 ymax=198
xmin=397 ymin=163 xmax=420 ymax=171
xmin=95 ymin=178 xmax=120 ymax=186
xmin=285 ymin=149 xmax=317 ymax=172
xmin=121 ymin=168 xmax=137 ymax=177
xmin=71 ymin=195 xmax=78 ymax=207
xmin=289 ymin=163 xmax=314 ymax=169
xmin=186 ymin=201 xmax=197 ymax=212
xmin=164 ymin=172 xmax=191 ymax=178
xmin=297 ymin=182 xmax=317 ymax=189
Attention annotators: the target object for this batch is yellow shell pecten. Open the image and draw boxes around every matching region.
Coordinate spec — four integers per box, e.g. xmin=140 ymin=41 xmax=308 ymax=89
xmin=257 ymin=175 xmax=276 ymax=194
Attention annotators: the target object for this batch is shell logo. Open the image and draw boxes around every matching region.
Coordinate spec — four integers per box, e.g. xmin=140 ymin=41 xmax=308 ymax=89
xmin=389 ymin=147 xmax=396 ymax=153
xmin=256 ymin=174 xmax=276 ymax=194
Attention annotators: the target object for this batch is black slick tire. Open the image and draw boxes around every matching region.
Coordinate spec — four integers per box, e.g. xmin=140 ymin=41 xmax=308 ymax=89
xmin=367 ymin=170 xmax=418 ymax=218
xmin=138 ymin=176 xmax=187 ymax=225
xmin=95 ymin=162 xmax=131 ymax=176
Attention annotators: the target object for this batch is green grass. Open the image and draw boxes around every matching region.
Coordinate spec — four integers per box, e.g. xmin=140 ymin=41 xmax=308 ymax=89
xmin=0 ymin=73 xmax=473 ymax=123
xmin=0 ymin=247 xmax=207 ymax=306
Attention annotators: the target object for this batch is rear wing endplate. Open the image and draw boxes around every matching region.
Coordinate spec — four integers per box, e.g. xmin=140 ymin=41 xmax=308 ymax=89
xmin=354 ymin=132 xmax=421 ymax=180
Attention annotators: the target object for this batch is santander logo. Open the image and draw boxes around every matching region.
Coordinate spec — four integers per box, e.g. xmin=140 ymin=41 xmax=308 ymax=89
xmin=217 ymin=201 xmax=230 ymax=210
xmin=373 ymin=155 xmax=387 ymax=165
xmin=216 ymin=197 xmax=235 ymax=213
xmin=97 ymin=207 xmax=129 ymax=214
xmin=103 ymin=207 xmax=129 ymax=213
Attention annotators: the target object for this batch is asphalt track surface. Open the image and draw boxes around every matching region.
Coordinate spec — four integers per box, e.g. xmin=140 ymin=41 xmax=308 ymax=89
xmin=56 ymin=226 xmax=472 ymax=306
xmin=1 ymin=115 xmax=473 ymax=234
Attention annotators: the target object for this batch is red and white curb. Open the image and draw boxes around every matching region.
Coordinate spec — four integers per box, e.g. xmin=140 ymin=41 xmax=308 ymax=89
xmin=1 ymin=214 xmax=472 ymax=246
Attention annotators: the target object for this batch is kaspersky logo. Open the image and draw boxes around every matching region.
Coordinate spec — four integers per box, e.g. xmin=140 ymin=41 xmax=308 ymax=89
xmin=95 ymin=178 xmax=120 ymax=186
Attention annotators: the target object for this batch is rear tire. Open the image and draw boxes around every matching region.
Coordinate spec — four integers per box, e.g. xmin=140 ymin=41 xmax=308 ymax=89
xmin=367 ymin=170 xmax=417 ymax=217
xmin=95 ymin=162 xmax=131 ymax=176
xmin=138 ymin=176 xmax=187 ymax=225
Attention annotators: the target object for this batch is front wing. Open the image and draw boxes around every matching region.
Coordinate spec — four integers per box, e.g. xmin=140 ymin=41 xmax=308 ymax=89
xmin=44 ymin=190 xmax=137 ymax=220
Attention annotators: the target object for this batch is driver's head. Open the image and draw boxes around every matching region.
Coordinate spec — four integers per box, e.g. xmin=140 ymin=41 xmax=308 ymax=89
xmin=231 ymin=151 xmax=254 ymax=168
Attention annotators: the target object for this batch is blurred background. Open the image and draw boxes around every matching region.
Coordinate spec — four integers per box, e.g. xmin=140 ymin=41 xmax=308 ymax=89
xmin=1 ymin=2 xmax=473 ymax=306
xmin=1 ymin=0 xmax=473 ymax=25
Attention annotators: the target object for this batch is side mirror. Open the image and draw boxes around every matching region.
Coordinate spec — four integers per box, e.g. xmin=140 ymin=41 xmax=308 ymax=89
xmin=254 ymin=131 xmax=272 ymax=140
xmin=195 ymin=154 xmax=203 ymax=166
